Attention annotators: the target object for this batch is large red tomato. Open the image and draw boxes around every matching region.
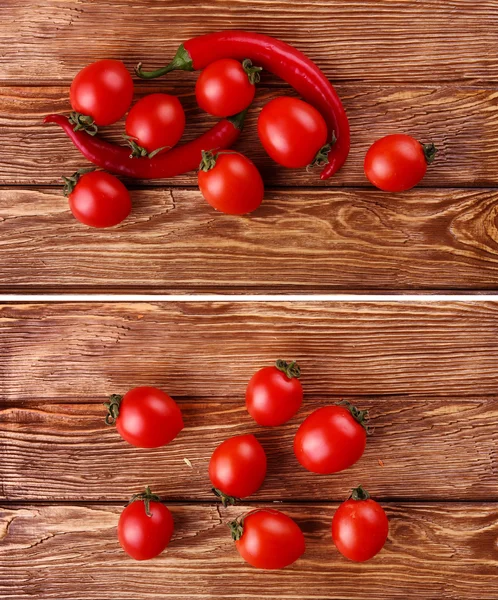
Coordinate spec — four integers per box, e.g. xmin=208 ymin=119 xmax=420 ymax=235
xmin=364 ymin=134 xmax=437 ymax=192
xmin=246 ymin=360 xmax=303 ymax=426
xmin=230 ymin=509 xmax=305 ymax=569
xmin=332 ymin=486 xmax=389 ymax=562
xmin=294 ymin=402 xmax=369 ymax=474
xmin=104 ymin=386 xmax=184 ymax=448
xmin=257 ymin=96 xmax=329 ymax=168
xmin=118 ymin=487 xmax=174 ymax=560
xmin=209 ymin=434 xmax=267 ymax=504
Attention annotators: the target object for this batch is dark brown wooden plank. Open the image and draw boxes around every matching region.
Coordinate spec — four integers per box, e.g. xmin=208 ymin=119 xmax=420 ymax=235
xmin=1 ymin=1 xmax=497 ymax=85
xmin=1 ymin=85 xmax=497 ymax=188
xmin=2 ymin=186 xmax=498 ymax=293
xmin=0 ymin=502 xmax=496 ymax=599
xmin=2 ymin=302 xmax=498 ymax=401
xmin=1 ymin=398 xmax=496 ymax=501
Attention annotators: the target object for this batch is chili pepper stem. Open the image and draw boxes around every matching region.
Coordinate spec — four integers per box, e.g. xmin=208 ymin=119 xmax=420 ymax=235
xmin=136 ymin=44 xmax=194 ymax=79
xmin=226 ymin=107 xmax=248 ymax=131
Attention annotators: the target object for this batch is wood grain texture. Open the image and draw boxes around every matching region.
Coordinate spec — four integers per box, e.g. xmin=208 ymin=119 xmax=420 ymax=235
xmin=2 ymin=85 xmax=498 ymax=188
xmin=2 ymin=186 xmax=498 ymax=293
xmin=0 ymin=502 xmax=497 ymax=600
xmin=1 ymin=398 xmax=496 ymax=501
xmin=1 ymin=0 xmax=498 ymax=85
xmin=2 ymin=302 xmax=498 ymax=401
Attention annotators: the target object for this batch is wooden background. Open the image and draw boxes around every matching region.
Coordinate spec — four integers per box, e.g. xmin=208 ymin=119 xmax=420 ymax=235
xmin=1 ymin=301 xmax=497 ymax=599
xmin=1 ymin=0 xmax=498 ymax=293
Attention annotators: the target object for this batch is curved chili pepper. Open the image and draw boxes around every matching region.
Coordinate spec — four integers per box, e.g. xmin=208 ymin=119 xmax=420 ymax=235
xmin=137 ymin=30 xmax=350 ymax=180
xmin=44 ymin=110 xmax=246 ymax=179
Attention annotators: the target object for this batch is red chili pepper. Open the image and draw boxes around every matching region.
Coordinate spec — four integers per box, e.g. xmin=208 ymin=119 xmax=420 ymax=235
xmin=44 ymin=111 xmax=246 ymax=179
xmin=137 ymin=30 xmax=350 ymax=180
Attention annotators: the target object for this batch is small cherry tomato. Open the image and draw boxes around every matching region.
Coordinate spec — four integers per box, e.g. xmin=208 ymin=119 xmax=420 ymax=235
xmin=364 ymin=134 xmax=437 ymax=192
xmin=258 ymin=96 xmax=329 ymax=168
xmin=294 ymin=402 xmax=369 ymax=474
xmin=246 ymin=359 xmax=303 ymax=426
xmin=197 ymin=151 xmax=264 ymax=215
xmin=118 ymin=487 xmax=174 ymax=560
xmin=196 ymin=58 xmax=261 ymax=117
xmin=332 ymin=486 xmax=389 ymax=562
xmin=229 ymin=509 xmax=305 ymax=570
xmin=63 ymin=169 xmax=131 ymax=228
xmin=104 ymin=386 xmax=184 ymax=448
xmin=125 ymin=94 xmax=186 ymax=157
xmin=209 ymin=434 xmax=267 ymax=505
xmin=70 ymin=60 xmax=134 ymax=129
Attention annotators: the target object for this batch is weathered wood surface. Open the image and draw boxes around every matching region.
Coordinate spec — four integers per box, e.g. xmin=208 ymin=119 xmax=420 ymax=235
xmin=2 ymin=186 xmax=498 ymax=293
xmin=2 ymin=302 xmax=498 ymax=401
xmin=0 ymin=502 xmax=497 ymax=600
xmin=2 ymin=85 xmax=498 ymax=188
xmin=1 ymin=398 xmax=496 ymax=501
xmin=2 ymin=0 xmax=497 ymax=85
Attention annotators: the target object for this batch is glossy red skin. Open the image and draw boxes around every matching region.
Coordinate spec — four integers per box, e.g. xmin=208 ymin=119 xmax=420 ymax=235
xmin=235 ymin=509 xmax=305 ymax=569
xmin=294 ymin=405 xmax=366 ymax=474
xmin=258 ymin=97 xmax=328 ymax=168
xmin=246 ymin=365 xmax=303 ymax=426
xmin=209 ymin=434 xmax=267 ymax=498
xmin=125 ymin=94 xmax=185 ymax=154
xmin=118 ymin=500 xmax=174 ymax=560
xmin=198 ymin=152 xmax=264 ymax=215
xmin=68 ymin=171 xmax=131 ymax=228
xmin=196 ymin=59 xmax=255 ymax=117
xmin=115 ymin=386 xmax=184 ymax=448
xmin=70 ymin=60 xmax=133 ymax=126
xmin=332 ymin=498 xmax=389 ymax=562
xmin=364 ymin=134 xmax=428 ymax=192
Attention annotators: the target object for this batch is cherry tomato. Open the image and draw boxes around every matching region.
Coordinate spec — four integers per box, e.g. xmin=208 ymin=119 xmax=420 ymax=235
xmin=246 ymin=360 xmax=303 ymax=426
xmin=229 ymin=509 xmax=305 ymax=570
xmin=257 ymin=96 xmax=328 ymax=168
xmin=197 ymin=151 xmax=264 ymax=215
xmin=364 ymin=134 xmax=437 ymax=192
xmin=332 ymin=486 xmax=389 ymax=562
xmin=70 ymin=60 xmax=133 ymax=126
xmin=63 ymin=169 xmax=131 ymax=228
xmin=125 ymin=94 xmax=186 ymax=157
xmin=118 ymin=487 xmax=174 ymax=560
xmin=209 ymin=434 xmax=267 ymax=503
xmin=195 ymin=58 xmax=261 ymax=117
xmin=294 ymin=402 xmax=368 ymax=474
xmin=104 ymin=386 xmax=184 ymax=448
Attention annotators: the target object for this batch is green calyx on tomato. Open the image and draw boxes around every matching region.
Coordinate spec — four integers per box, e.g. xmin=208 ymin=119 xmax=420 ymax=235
xmin=123 ymin=135 xmax=170 ymax=159
xmin=338 ymin=400 xmax=371 ymax=433
xmin=227 ymin=515 xmax=245 ymax=541
xmin=199 ymin=150 xmax=218 ymax=172
xmin=128 ymin=486 xmax=161 ymax=518
xmin=68 ymin=111 xmax=98 ymax=136
xmin=350 ymin=485 xmax=370 ymax=501
xmin=242 ymin=58 xmax=262 ymax=85
xmin=275 ymin=359 xmax=301 ymax=379
xmin=103 ymin=394 xmax=123 ymax=425
xmin=61 ymin=167 xmax=96 ymax=197
xmin=421 ymin=142 xmax=437 ymax=164
xmin=136 ymin=44 xmax=194 ymax=79
xmin=212 ymin=487 xmax=241 ymax=508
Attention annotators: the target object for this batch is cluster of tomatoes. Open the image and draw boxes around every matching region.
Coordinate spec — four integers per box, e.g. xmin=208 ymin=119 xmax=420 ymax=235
xmin=107 ymin=361 xmax=388 ymax=568
xmin=62 ymin=58 xmax=436 ymax=227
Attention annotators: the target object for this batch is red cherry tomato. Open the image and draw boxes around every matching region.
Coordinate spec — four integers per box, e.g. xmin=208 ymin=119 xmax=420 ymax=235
xmin=105 ymin=386 xmax=184 ymax=448
xmin=118 ymin=487 xmax=174 ymax=560
xmin=125 ymin=94 xmax=186 ymax=156
xmin=246 ymin=360 xmax=303 ymax=426
xmin=294 ymin=402 xmax=368 ymax=474
xmin=257 ymin=96 xmax=328 ymax=168
xmin=64 ymin=170 xmax=131 ymax=228
xmin=209 ymin=434 xmax=267 ymax=503
xmin=70 ymin=60 xmax=133 ymax=126
xmin=230 ymin=509 xmax=305 ymax=570
xmin=197 ymin=151 xmax=264 ymax=215
xmin=332 ymin=486 xmax=389 ymax=562
xmin=195 ymin=58 xmax=261 ymax=117
xmin=364 ymin=134 xmax=437 ymax=192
